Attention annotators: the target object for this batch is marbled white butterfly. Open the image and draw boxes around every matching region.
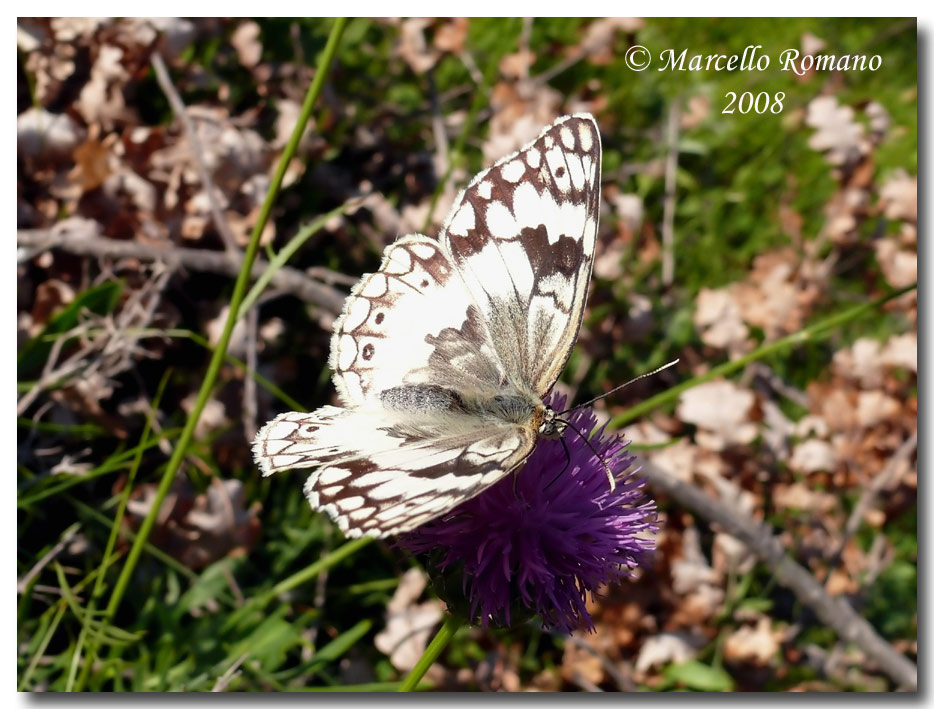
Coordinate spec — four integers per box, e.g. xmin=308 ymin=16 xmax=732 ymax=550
xmin=253 ymin=113 xmax=602 ymax=538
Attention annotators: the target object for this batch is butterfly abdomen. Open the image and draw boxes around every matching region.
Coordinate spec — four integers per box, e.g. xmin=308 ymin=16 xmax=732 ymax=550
xmin=380 ymin=384 xmax=465 ymax=413
xmin=379 ymin=383 xmax=539 ymax=427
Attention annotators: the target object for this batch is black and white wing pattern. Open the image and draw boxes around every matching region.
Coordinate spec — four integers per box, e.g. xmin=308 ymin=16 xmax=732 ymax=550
xmin=253 ymin=113 xmax=602 ymax=538
xmin=440 ymin=114 xmax=601 ymax=394
xmin=253 ymin=408 xmax=535 ymax=537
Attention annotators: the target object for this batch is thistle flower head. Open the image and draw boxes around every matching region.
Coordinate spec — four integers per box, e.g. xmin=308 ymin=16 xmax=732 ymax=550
xmin=400 ymin=395 xmax=657 ymax=633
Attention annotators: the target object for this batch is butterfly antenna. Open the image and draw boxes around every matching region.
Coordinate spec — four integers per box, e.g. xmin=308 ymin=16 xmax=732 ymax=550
xmin=558 ymin=359 xmax=680 ymax=415
xmin=559 ymin=417 xmax=616 ymax=492
xmin=544 ymin=435 xmax=573 ymax=491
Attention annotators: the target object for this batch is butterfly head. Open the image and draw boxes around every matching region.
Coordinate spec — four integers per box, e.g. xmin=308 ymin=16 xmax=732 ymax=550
xmin=538 ymin=405 xmax=567 ymax=439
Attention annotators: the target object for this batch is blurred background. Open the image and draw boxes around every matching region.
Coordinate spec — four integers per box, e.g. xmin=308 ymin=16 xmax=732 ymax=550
xmin=17 ymin=18 xmax=917 ymax=691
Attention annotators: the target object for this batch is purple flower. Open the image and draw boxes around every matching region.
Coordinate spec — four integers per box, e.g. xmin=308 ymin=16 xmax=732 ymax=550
xmin=400 ymin=396 xmax=657 ymax=633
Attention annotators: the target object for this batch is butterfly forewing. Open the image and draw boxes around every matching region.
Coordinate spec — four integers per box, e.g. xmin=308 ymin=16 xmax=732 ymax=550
xmin=440 ymin=113 xmax=601 ymax=394
xmin=254 ymin=113 xmax=603 ymax=538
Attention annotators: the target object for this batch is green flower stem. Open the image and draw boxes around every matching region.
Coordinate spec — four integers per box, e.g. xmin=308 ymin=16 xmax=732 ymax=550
xmin=398 ymin=612 xmax=464 ymax=692
xmin=100 ymin=16 xmax=349 ymax=647
xmin=610 ymin=283 xmax=916 ymax=429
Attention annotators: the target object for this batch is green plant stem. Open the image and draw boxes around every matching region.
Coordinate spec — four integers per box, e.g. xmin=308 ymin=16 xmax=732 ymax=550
xmin=100 ymin=16 xmax=349 ymax=654
xmin=72 ymin=372 xmax=171 ymax=692
xmin=237 ymin=199 xmax=360 ymax=320
xmin=398 ymin=612 xmax=464 ymax=692
xmin=610 ymin=283 xmax=917 ymax=429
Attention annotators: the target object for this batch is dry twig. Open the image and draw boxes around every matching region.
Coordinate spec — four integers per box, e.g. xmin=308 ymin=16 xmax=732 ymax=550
xmin=17 ymin=524 xmax=81 ymax=594
xmin=827 ymin=431 xmax=917 ymax=569
xmin=640 ymin=460 xmax=917 ymax=690
xmin=151 ymin=52 xmax=241 ymax=255
xmin=17 ymin=220 xmax=346 ymax=315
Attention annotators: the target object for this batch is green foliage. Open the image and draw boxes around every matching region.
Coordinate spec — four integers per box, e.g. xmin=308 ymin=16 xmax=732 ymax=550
xmin=661 ymin=661 xmax=736 ymax=692
xmin=17 ymin=17 xmax=916 ymax=693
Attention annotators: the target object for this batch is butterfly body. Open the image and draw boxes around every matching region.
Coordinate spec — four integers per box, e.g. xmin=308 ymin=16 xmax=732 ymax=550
xmin=254 ymin=113 xmax=602 ymax=538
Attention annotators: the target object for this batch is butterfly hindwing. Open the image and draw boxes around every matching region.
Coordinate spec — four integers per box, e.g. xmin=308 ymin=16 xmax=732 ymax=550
xmin=440 ymin=113 xmax=601 ymax=395
xmin=255 ymin=406 xmax=536 ymax=537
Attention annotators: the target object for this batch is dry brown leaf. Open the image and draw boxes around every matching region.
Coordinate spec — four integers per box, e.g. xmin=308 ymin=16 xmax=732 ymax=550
xmin=678 ymin=380 xmax=757 ymax=451
xmin=773 ymin=482 xmax=837 ymax=513
xmin=879 ymin=169 xmax=916 ymax=222
xmin=723 ymin=617 xmax=783 ymax=665
xmin=680 ymin=94 xmax=710 ymax=130
xmin=17 ymin=107 xmax=84 ymax=160
xmin=76 ymin=44 xmax=132 ymax=128
xmin=713 ymin=532 xmax=755 ymax=575
xmin=50 ymin=17 xmax=109 ymax=42
xmin=433 ymin=18 xmax=468 ymax=53
xmin=801 ymin=32 xmax=826 ymax=56
xmin=31 ymin=278 xmax=76 ymax=329
xmin=732 ymin=248 xmax=816 ymax=339
xmin=205 ymin=305 xmax=251 ymax=358
xmin=231 ymin=20 xmax=262 ymax=68
xmin=806 ymin=95 xmax=867 ymax=166
xmin=397 ymin=18 xmax=439 ymax=74
xmin=811 ymin=385 xmax=858 ymax=432
xmin=875 ymin=238 xmax=917 ymax=289
xmin=761 ymin=400 xmax=795 ymax=457
xmin=788 ymin=438 xmax=838 ymax=474
xmin=181 ymin=394 xmax=228 ymax=441
xmin=671 ymin=528 xmax=718 ymax=594
xmin=580 ymin=18 xmax=642 ymax=64
xmin=272 ymin=99 xmax=303 ymax=149
xmin=609 ymin=192 xmax=644 ymax=235
xmin=855 ymin=390 xmax=900 ymax=428
xmin=794 ymin=414 xmax=830 ymax=439
xmin=137 ymin=18 xmax=197 ymax=60
xmin=17 ymin=19 xmax=48 ymax=52
xmin=634 ymin=633 xmax=699 ymax=674
xmin=482 ymin=88 xmax=562 ymax=163
xmin=125 ymin=477 xmax=261 ymax=570
xmin=101 ymin=167 xmax=158 ymax=217
xmin=824 ymin=568 xmax=858 ymax=596
xmin=499 ymin=49 xmax=535 ymax=79
xmin=646 ymin=438 xmax=697 ymax=483
xmin=880 ymin=333 xmax=916 ymax=373
xmin=593 ymin=238 xmax=625 ymax=280
xmin=832 ymin=337 xmax=885 ymax=387
xmin=561 ymin=640 xmax=605 ymax=686
xmin=373 ymin=568 xmax=444 ymax=672
xmin=694 ymin=287 xmax=750 ymax=353
xmin=865 ymin=101 xmax=891 ymax=141
xmin=69 ymin=126 xmax=117 ymax=193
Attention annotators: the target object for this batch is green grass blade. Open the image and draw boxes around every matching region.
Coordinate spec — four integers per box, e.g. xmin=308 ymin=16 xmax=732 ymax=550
xmin=100 ymin=17 xmax=350 ymax=643
xmin=71 ymin=371 xmax=171 ymax=691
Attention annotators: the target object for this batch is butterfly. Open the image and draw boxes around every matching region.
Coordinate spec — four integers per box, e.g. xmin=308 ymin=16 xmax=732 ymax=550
xmin=253 ymin=113 xmax=602 ymax=538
